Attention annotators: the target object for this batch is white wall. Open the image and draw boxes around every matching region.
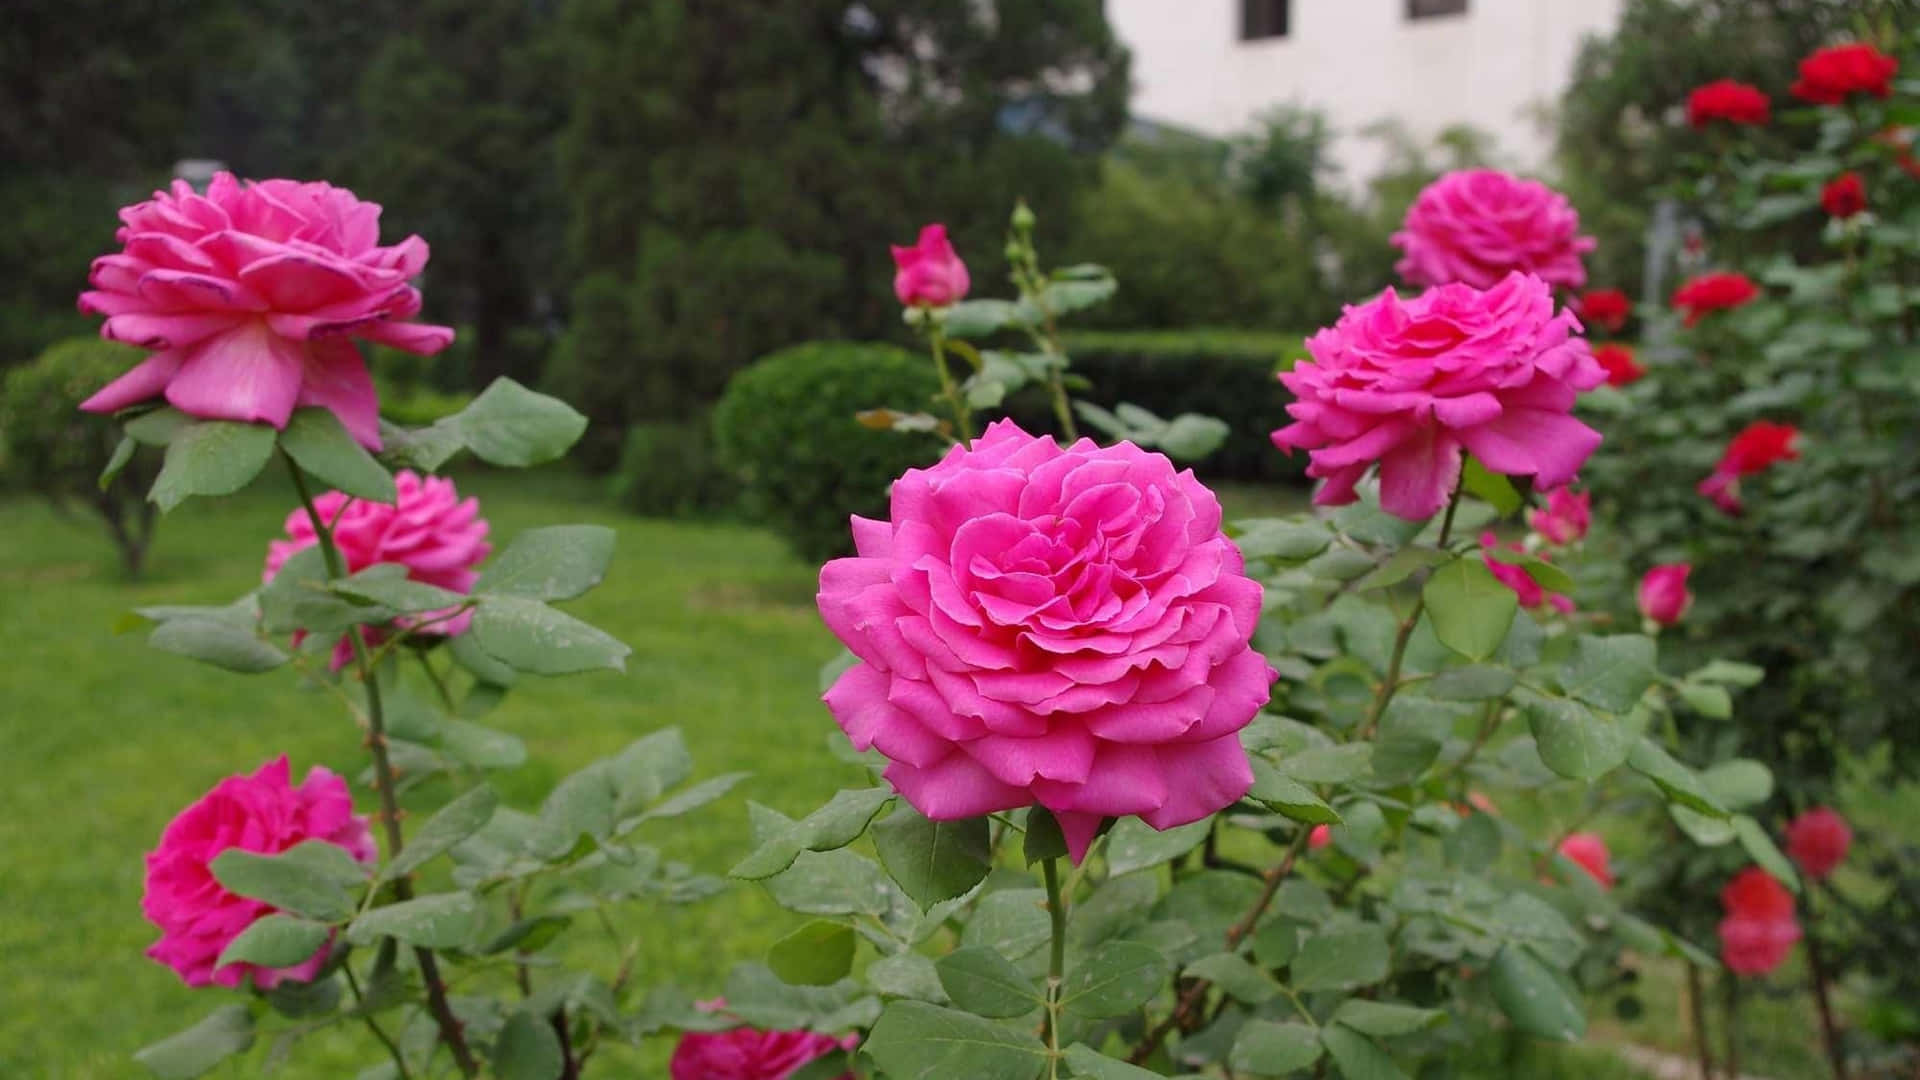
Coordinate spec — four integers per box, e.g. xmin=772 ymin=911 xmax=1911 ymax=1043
xmin=1107 ymin=0 xmax=1625 ymax=183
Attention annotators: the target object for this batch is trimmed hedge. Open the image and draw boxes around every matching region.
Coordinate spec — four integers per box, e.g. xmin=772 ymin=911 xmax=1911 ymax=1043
xmin=1033 ymin=330 xmax=1312 ymax=484
xmin=609 ymin=417 xmax=738 ymax=519
xmin=712 ymin=341 xmax=942 ymax=561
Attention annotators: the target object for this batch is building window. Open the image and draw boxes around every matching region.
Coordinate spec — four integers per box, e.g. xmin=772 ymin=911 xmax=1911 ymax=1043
xmin=1407 ymin=0 xmax=1468 ymax=19
xmin=1240 ymin=0 xmax=1290 ymax=40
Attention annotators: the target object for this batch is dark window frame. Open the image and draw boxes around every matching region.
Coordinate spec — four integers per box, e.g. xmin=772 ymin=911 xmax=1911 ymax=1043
xmin=1240 ymin=0 xmax=1291 ymax=41
xmin=1406 ymin=0 xmax=1469 ymax=20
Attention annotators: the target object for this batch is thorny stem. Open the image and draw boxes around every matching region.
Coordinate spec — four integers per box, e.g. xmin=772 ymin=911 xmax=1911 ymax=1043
xmin=1359 ymin=486 xmax=1463 ymax=739
xmin=344 ymin=964 xmax=412 ymax=1080
xmin=1041 ymin=857 xmax=1068 ymax=1079
xmin=284 ymin=452 xmax=480 ymax=1078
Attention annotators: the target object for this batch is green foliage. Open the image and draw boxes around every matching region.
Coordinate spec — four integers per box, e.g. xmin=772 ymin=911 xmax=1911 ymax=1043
xmin=0 ymin=337 xmax=160 ymax=575
xmin=609 ymin=417 xmax=738 ymax=519
xmin=711 ymin=341 xmax=941 ymax=561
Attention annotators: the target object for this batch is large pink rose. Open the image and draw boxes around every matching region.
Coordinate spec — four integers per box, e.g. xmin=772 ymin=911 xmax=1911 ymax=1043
xmin=265 ymin=470 xmax=490 ymax=667
xmin=78 ymin=172 xmax=453 ymax=449
xmin=1272 ymin=272 xmax=1605 ymax=521
xmin=817 ymin=420 xmax=1275 ymax=862
xmin=1393 ymin=169 xmax=1595 ymax=290
xmin=670 ymin=1028 xmax=855 ymax=1080
xmin=143 ymin=756 xmax=375 ymax=988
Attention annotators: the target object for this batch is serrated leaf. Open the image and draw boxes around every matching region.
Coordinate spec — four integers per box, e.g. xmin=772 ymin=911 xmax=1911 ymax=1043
xmin=1558 ymin=635 xmax=1658 ymax=713
xmin=1278 ymin=744 xmax=1372 ymax=784
xmin=1422 ymin=558 xmax=1518 ymax=662
xmin=1228 ymin=1019 xmax=1323 ymax=1075
xmin=1332 ymin=1000 xmax=1445 ymax=1036
xmin=383 ymin=784 xmax=498 ymax=882
xmin=149 ymin=618 xmax=287 ymax=674
xmin=1290 ymin=924 xmax=1388 ymax=992
xmin=638 ymin=772 xmax=751 ymax=823
xmin=1023 ymin=805 xmax=1070 ymax=866
xmin=1320 ymin=1023 xmax=1410 ymax=1080
xmin=345 ymin=892 xmax=479 ymax=949
xmin=215 ymin=914 xmax=330 ymax=970
xmin=964 ymin=889 xmax=1052 ymax=960
xmin=100 ymin=433 xmax=137 ymax=490
xmin=330 ymin=566 xmax=469 ymax=614
xmin=1355 ymin=546 xmax=1449 ymax=591
xmin=279 ymin=408 xmax=395 ymax=503
xmin=210 ymin=842 xmax=363 ymax=922
xmin=1105 ymin=818 xmax=1211 ymax=877
xmin=471 ymin=595 xmax=630 ymax=674
xmin=768 ymin=920 xmax=857 ymax=986
xmin=134 ymin=1005 xmax=254 ymax=1079
xmin=452 ymin=378 xmax=586 ymax=466
xmin=869 ymin=951 xmax=947 ymax=1002
xmin=1488 ymin=945 xmax=1585 ymax=1041
xmin=493 ymin=1009 xmax=564 ymax=1080
xmin=1689 ymin=660 xmax=1764 ymax=687
xmin=477 ymin=525 xmax=616 ymax=601
xmin=937 ymin=945 xmax=1041 ymax=1017
xmin=1462 ymin=456 xmax=1522 ymax=516
xmin=1060 ymin=940 xmax=1168 ymax=1019
xmin=1063 ymin=1043 xmax=1165 ymax=1079
xmin=734 ymin=787 xmax=897 ymax=879
xmin=942 ymin=299 xmax=1030 ymax=339
xmin=1526 ymin=695 xmax=1630 ymax=781
xmin=861 ymin=1001 xmax=1048 ymax=1080
xmin=872 ymin=806 xmax=991 ymax=908
xmin=1185 ymin=952 xmax=1278 ymax=1004
xmin=149 ymin=419 xmax=276 ymax=512
xmin=1678 ymin=682 xmax=1733 ymax=719
xmin=1248 ymin=762 xmax=1341 ymax=824
xmin=1234 ymin=519 xmax=1332 ymax=561
xmin=1703 ymin=760 xmax=1774 ymax=810
xmin=1629 ymin=740 xmax=1727 ymax=817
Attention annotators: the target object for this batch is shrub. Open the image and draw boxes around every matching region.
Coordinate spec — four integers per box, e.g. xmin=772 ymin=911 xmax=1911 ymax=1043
xmin=712 ymin=341 xmax=941 ymax=561
xmin=1040 ymin=329 xmax=1311 ymax=484
xmin=0 ymin=337 xmax=159 ymax=576
xmin=609 ymin=417 xmax=738 ymax=519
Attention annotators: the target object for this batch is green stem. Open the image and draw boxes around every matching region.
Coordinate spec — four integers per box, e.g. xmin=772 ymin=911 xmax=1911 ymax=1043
xmin=344 ymin=963 xmax=412 ymax=1079
xmin=1041 ymin=856 xmax=1068 ymax=1079
xmin=1359 ymin=487 xmax=1462 ymax=739
xmin=417 ymin=651 xmax=458 ymax=713
xmin=283 ymin=452 xmax=480 ymax=1078
xmin=927 ymin=326 xmax=973 ymax=446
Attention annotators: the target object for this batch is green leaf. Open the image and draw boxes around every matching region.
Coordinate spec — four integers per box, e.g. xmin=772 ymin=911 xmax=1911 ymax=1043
xmin=1444 ymin=811 xmax=1502 ymax=873
xmin=639 ymin=771 xmax=752 ymax=822
xmin=1426 ymin=665 xmax=1516 ymax=702
xmin=1278 ymin=744 xmax=1372 ymax=784
xmin=134 ymin=1005 xmax=254 ymax=1079
xmin=1156 ymin=413 xmax=1231 ymax=461
xmin=1104 ymin=818 xmax=1211 ymax=877
xmin=1060 ymin=940 xmax=1169 ymax=1019
xmin=471 ymin=595 xmax=631 ymax=675
xmin=1703 ymin=760 xmax=1774 ymax=811
xmin=861 ymin=1001 xmax=1048 ymax=1080
xmin=330 ymin=566 xmax=469 ymax=614
xmin=378 ymin=417 xmax=466 ymax=472
xmin=1063 ymin=1043 xmax=1165 ymax=1080
xmin=1332 ymin=1000 xmax=1446 ymax=1036
xmin=215 ymin=914 xmax=330 ymax=970
xmin=1234 ymin=519 xmax=1331 ymax=561
xmin=1488 ymin=945 xmax=1585 ymax=1041
xmin=100 ymin=433 xmax=136 ymax=490
xmin=1734 ymin=815 xmax=1800 ymax=892
xmin=1671 ymin=805 xmax=1738 ymax=846
xmin=346 ymin=892 xmax=479 ymax=949
xmin=734 ymin=787 xmax=897 ymax=879
xmin=451 ymin=631 xmax=519 ymax=687
xmin=1422 ymin=558 xmax=1518 ymax=662
xmin=148 ymin=618 xmax=287 ymax=674
xmin=493 ymin=1009 xmax=565 ymax=1080
xmin=869 ymin=951 xmax=947 ymax=1002
xmin=1355 ymin=546 xmax=1449 ymax=591
xmin=1228 ymin=1020 xmax=1323 ymax=1076
xmin=1290 ymin=924 xmax=1389 ymax=992
xmin=872 ymin=806 xmax=992 ymax=909
xmin=382 ymin=784 xmax=498 ymax=882
xmin=1629 ymin=740 xmax=1728 ymax=817
xmin=452 ymin=377 xmax=587 ymax=466
xmin=1525 ymin=695 xmax=1631 ymax=781
xmin=963 ymin=889 xmax=1052 ymax=960
xmin=1678 ymin=682 xmax=1733 ymax=719
xmin=279 ymin=408 xmax=395 ymax=503
xmin=438 ymin=717 xmax=528 ymax=769
xmin=1462 ymin=456 xmax=1522 ymax=515
xmin=477 ymin=525 xmax=616 ymax=601
xmin=942 ymin=299 xmax=1030 ymax=339
xmin=1248 ymin=763 xmax=1341 ymax=824
xmin=1319 ymin=1023 xmax=1410 ymax=1080
xmin=1689 ymin=660 xmax=1764 ymax=687
xmin=1022 ymin=806 xmax=1068 ymax=865
xmin=936 ymin=945 xmax=1042 ymax=1017
xmin=538 ymin=730 xmax=694 ymax=850
xmin=1485 ymin=546 xmax=1575 ymax=595
xmin=149 ymin=419 xmax=276 ymax=512
xmin=125 ymin=406 xmax=192 ymax=446
xmin=257 ymin=547 xmax=372 ymax=635
xmin=768 ymin=920 xmax=857 ymax=986
xmin=1559 ymin=635 xmax=1659 ymax=713
xmin=1185 ymin=952 xmax=1279 ymax=1004
xmin=210 ymin=843 xmax=363 ymax=922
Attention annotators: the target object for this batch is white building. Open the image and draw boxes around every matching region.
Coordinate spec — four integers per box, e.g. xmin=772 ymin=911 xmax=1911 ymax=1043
xmin=1105 ymin=0 xmax=1627 ymax=183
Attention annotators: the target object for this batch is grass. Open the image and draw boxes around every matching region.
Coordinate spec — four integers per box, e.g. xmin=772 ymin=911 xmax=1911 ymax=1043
xmin=0 ymin=468 xmax=1898 ymax=1078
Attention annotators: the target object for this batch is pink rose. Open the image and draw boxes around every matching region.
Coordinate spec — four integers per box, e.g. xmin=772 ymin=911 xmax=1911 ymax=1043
xmin=77 ymin=172 xmax=453 ymax=449
xmin=142 ymin=756 xmax=375 ymax=988
xmin=1636 ymin=564 xmax=1694 ymax=627
xmin=1528 ymin=488 xmax=1590 ymax=546
xmin=817 ymin=420 xmax=1275 ymax=863
xmin=1785 ymin=807 xmax=1852 ymax=880
xmin=670 ymin=1028 xmax=855 ymax=1080
xmin=1393 ymin=169 xmax=1595 ymax=290
xmin=1272 ymin=273 xmax=1605 ymax=521
xmin=890 ymin=224 xmax=970 ymax=308
xmin=1718 ymin=867 xmax=1800 ymax=977
xmin=1308 ymin=824 xmax=1332 ymax=851
xmin=1557 ymin=832 xmax=1613 ymax=889
xmin=265 ymin=470 xmax=490 ymax=667
xmin=1481 ymin=533 xmax=1573 ymax=614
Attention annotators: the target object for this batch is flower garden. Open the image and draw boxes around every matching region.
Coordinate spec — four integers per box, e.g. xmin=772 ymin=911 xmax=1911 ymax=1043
xmin=3 ymin=10 xmax=1920 ymax=1080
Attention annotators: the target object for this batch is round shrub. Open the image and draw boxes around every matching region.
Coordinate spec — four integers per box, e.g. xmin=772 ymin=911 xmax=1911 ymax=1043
xmin=610 ymin=416 xmax=738 ymax=519
xmin=712 ymin=341 xmax=940 ymax=561
xmin=1 ymin=336 xmax=160 ymax=575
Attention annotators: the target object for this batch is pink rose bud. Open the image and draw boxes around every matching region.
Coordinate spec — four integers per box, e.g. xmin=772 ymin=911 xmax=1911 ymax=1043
xmin=1393 ymin=169 xmax=1595 ymax=290
xmin=890 ymin=224 xmax=970 ymax=308
xmin=817 ymin=420 xmax=1277 ymax=864
xmin=1528 ymin=488 xmax=1591 ymax=546
xmin=1636 ymin=563 xmax=1694 ymax=627
xmin=670 ymin=1027 xmax=857 ymax=1080
xmin=1557 ymin=832 xmax=1614 ymax=889
xmin=77 ymin=172 xmax=453 ymax=449
xmin=1481 ymin=533 xmax=1574 ymax=613
xmin=1308 ymin=824 xmax=1332 ymax=850
xmin=1273 ymin=273 xmax=1605 ymax=521
xmin=1785 ymin=807 xmax=1852 ymax=879
xmin=142 ymin=756 xmax=376 ymax=988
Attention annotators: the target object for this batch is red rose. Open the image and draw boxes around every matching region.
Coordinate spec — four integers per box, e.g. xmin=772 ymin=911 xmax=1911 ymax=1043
xmin=1576 ymin=288 xmax=1632 ymax=333
xmin=1687 ymin=80 xmax=1771 ymax=127
xmin=1821 ymin=172 xmax=1866 ymax=218
xmin=1698 ymin=421 xmax=1801 ymax=515
xmin=1593 ymin=344 xmax=1645 ymax=387
xmin=1672 ymin=271 xmax=1759 ymax=326
xmin=1791 ymin=42 xmax=1899 ymax=104
xmin=1718 ymin=867 xmax=1800 ymax=977
xmin=1785 ymin=807 xmax=1852 ymax=879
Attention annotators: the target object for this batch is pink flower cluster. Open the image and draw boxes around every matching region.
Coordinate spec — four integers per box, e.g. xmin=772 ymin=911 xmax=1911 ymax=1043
xmin=264 ymin=470 xmax=491 ymax=666
xmin=817 ymin=420 xmax=1275 ymax=863
xmin=1272 ymin=272 xmax=1605 ymax=521
xmin=1393 ymin=169 xmax=1595 ymax=291
xmin=670 ymin=1026 xmax=854 ymax=1080
xmin=1718 ymin=867 xmax=1801 ymax=977
xmin=142 ymin=757 xmax=375 ymax=988
xmin=78 ymin=172 xmax=453 ymax=449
